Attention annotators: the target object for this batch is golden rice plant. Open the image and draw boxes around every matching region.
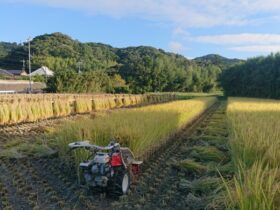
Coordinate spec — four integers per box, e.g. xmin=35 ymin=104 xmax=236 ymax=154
xmin=52 ymin=97 xmax=217 ymax=167
xmin=226 ymin=97 xmax=280 ymax=210
xmin=75 ymin=97 xmax=93 ymax=113
xmin=0 ymin=93 xmax=177 ymax=125
xmin=148 ymin=94 xmax=159 ymax=104
xmin=30 ymin=100 xmax=43 ymax=121
xmin=142 ymin=95 xmax=149 ymax=104
xmin=107 ymin=97 xmax=117 ymax=109
xmin=122 ymin=95 xmax=131 ymax=106
xmin=134 ymin=95 xmax=142 ymax=105
xmin=53 ymin=99 xmax=71 ymax=117
xmin=93 ymin=98 xmax=110 ymax=111
xmin=24 ymin=101 xmax=36 ymax=122
xmin=9 ymin=101 xmax=20 ymax=124
xmin=129 ymin=95 xmax=137 ymax=105
xmin=0 ymin=103 xmax=10 ymax=124
xmin=38 ymin=100 xmax=54 ymax=120
xmin=114 ymin=96 xmax=123 ymax=108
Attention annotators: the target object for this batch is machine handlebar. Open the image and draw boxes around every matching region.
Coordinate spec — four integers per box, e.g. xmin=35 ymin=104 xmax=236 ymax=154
xmin=68 ymin=141 xmax=120 ymax=151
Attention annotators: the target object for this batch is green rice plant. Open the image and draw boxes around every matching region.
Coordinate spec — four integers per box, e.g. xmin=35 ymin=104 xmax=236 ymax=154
xmin=216 ymin=161 xmax=235 ymax=176
xmin=191 ymin=177 xmax=223 ymax=195
xmin=202 ymin=126 xmax=228 ymax=137
xmin=195 ymin=135 xmax=228 ymax=146
xmin=190 ymin=146 xmax=226 ymax=162
xmin=175 ymin=159 xmax=207 ymax=174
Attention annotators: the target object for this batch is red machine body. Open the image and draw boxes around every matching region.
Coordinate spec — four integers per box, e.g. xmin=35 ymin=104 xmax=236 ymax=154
xmin=111 ymin=153 xmax=123 ymax=167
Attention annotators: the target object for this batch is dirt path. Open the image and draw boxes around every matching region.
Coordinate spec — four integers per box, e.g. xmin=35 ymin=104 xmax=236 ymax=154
xmin=0 ymin=99 xmax=231 ymax=210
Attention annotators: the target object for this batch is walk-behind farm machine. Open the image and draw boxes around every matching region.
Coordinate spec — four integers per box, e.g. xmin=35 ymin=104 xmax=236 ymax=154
xmin=68 ymin=141 xmax=143 ymax=195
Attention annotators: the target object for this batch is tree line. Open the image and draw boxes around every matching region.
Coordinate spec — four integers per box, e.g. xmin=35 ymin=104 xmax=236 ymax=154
xmin=221 ymin=53 xmax=280 ymax=99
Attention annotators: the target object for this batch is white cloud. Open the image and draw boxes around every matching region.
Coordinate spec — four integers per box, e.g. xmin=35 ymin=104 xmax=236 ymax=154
xmin=4 ymin=0 xmax=280 ymax=28
xmin=190 ymin=33 xmax=280 ymax=53
xmin=168 ymin=41 xmax=186 ymax=53
xmin=193 ymin=33 xmax=280 ymax=45
xmin=229 ymin=45 xmax=280 ymax=53
xmin=172 ymin=27 xmax=190 ymax=37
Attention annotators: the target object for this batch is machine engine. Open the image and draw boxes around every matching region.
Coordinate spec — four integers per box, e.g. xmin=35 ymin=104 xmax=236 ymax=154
xmin=69 ymin=141 xmax=143 ymax=195
xmin=80 ymin=152 xmax=112 ymax=187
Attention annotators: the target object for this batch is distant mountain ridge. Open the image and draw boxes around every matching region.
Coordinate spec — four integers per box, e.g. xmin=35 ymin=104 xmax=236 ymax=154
xmin=0 ymin=34 xmax=241 ymax=70
xmin=0 ymin=33 xmax=241 ymax=93
xmin=194 ymin=54 xmax=244 ymax=69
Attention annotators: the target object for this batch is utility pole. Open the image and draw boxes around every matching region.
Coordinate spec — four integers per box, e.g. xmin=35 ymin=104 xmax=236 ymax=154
xmin=21 ymin=59 xmax=25 ymax=71
xmin=27 ymin=37 xmax=32 ymax=93
xmin=78 ymin=61 xmax=82 ymax=74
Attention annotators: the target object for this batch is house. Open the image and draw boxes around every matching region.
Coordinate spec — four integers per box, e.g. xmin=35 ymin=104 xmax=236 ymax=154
xmin=0 ymin=69 xmax=14 ymax=77
xmin=29 ymin=66 xmax=54 ymax=77
xmin=6 ymin=69 xmax=27 ymax=76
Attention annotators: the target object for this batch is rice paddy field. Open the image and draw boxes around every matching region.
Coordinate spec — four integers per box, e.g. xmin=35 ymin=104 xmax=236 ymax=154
xmin=226 ymin=97 xmax=280 ymax=210
xmin=0 ymin=95 xmax=279 ymax=210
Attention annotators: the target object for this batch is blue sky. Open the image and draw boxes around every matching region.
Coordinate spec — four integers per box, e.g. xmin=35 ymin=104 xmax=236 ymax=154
xmin=1 ymin=0 xmax=280 ymax=59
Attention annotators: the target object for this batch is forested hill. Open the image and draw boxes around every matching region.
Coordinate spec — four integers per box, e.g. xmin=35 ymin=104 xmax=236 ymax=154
xmin=0 ymin=32 xmax=237 ymax=93
xmin=194 ymin=54 xmax=243 ymax=69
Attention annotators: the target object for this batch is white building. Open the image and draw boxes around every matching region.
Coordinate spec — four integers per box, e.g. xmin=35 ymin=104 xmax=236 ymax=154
xmin=29 ymin=66 xmax=54 ymax=77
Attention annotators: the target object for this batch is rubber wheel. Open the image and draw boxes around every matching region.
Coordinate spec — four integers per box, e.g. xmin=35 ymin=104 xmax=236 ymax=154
xmin=107 ymin=167 xmax=130 ymax=196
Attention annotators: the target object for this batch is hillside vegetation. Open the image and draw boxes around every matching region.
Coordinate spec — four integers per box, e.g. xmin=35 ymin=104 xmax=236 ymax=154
xmin=0 ymin=33 xmax=240 ymax=93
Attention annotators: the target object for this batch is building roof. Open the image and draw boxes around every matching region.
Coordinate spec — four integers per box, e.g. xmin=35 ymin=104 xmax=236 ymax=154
xmin=6 ymin=70 xmax=23 ymax=75
xmin=0 ymin=69 xmax=14 ymax=76
xmin=29 ymin=66 xmax=54 ymax=77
